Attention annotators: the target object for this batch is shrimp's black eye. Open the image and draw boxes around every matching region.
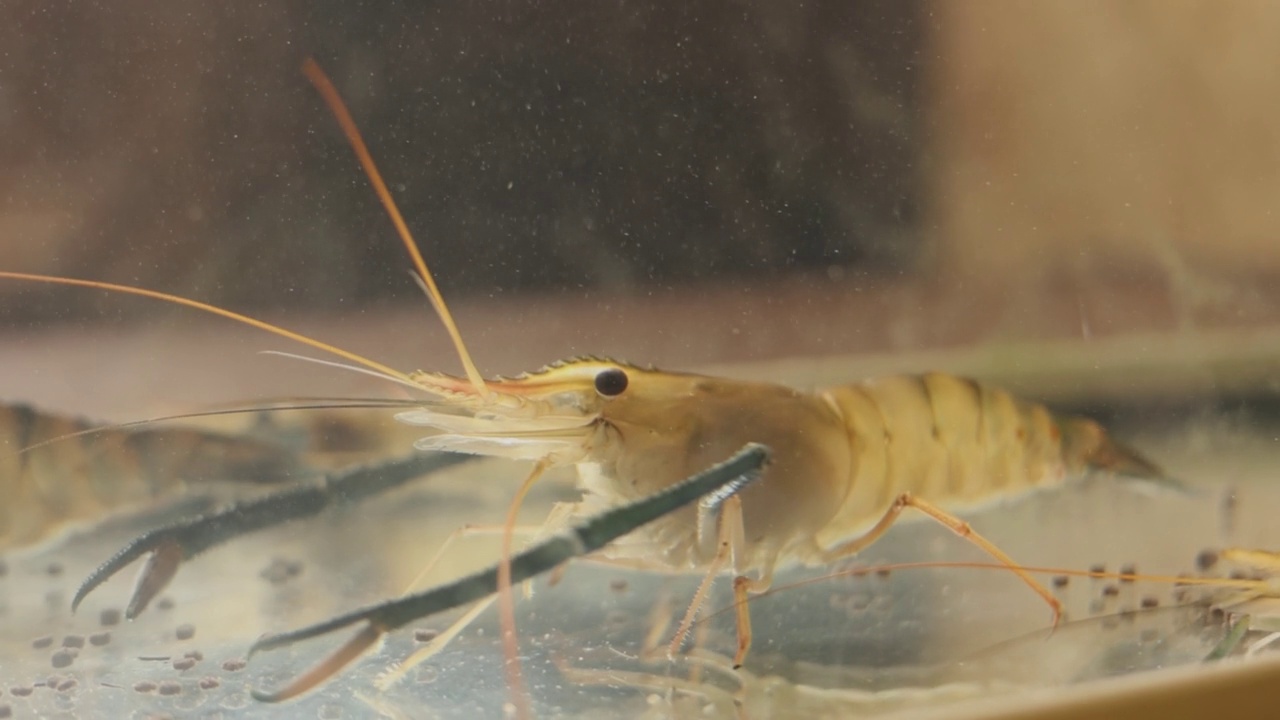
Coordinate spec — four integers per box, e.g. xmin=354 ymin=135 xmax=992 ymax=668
xmin=594 ymin=368 xmax=629 ymax=397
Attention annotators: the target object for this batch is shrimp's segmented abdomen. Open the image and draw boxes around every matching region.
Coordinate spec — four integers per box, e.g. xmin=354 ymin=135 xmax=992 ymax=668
xmin=816 ymin=373 xmax=1160 ymax=547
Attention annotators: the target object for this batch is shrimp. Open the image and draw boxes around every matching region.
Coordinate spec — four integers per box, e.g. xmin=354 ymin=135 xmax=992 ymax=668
xmin=0 ymin=58 xmax=1165 ymax=712
xmin=0 ymin=400 xmax=309 ymax=553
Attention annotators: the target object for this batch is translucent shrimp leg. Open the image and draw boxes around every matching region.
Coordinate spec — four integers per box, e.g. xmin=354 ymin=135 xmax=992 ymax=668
xmin=71 ymin=450 xmax=473 ymax=617
xmin=247 ymin=443 xmax=771 ymax=703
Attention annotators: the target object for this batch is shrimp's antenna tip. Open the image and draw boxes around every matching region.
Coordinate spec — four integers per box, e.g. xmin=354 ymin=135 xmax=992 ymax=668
xmin=301 ymin=57 xmax=489 ymax=398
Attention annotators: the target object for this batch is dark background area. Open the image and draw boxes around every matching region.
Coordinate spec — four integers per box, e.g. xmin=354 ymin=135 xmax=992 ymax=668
xmin=1 ymin=1 xmax=926 ymax=320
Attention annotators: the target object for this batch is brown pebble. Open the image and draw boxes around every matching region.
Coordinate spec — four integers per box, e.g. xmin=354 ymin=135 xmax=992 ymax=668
xmin=173 ymin=657 xmax=196 ymax=671
xmin=9 ymin=687 xmax=32 ymax=698
xmin=174 ymin=624 xmax=195 ymax=641
xmin=50 ymin=650 xmax=75 ymax=669
xmin=221 ymin=659 xmax=246 ymax=672
xmin=45 ymin=562 xmax=63 ymax=577
xmin=62 ymin=635 xmax=85 ymax=649
xmin=157 ymin=680 xmax=182 ymax=696
xmin=89 ymin=632 xmax=111 ymax=647
xmin=1052 ymin=575 xmax=1069 ymax=589
xmin=32 ymin=635 xmax=53 ymax=650
xmin=156 ymin=597 xmax=174 ymax=611
xmin=413 ymin=628 xmax=439 ymax=643
xmin=609 ymin=578 xmax=629 ymax=593
xmin=99 ymin=608 xmax=121 ymax=626
xmin=1141 ymin=596 xmax=1160 ymax=609
xmin=1120 ymin=564 xmax=1137 ymax=583
xmin=56 ymin=678 xmax=76 ymax=693
xmin=133 ymin=681 xmax=157 ymax=693
xmin=1196 ymin=549 xmax=1220 ymax=571
xmin=1102 ymin=584 xmax=1120 ymax=597
xmin=1089 ymin=563 xmax=1106 ymax=577
xmin=199 ymin=676 xmax=220 ymax=690
xmin=875 ymin=567 xmax=892 ymax=579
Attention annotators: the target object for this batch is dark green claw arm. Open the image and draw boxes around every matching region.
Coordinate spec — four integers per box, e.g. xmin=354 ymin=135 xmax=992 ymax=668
xmin=248 ymin=443 xmax=771 ymax=702
xmin=72 ymin=451 xmax=473 ymax=617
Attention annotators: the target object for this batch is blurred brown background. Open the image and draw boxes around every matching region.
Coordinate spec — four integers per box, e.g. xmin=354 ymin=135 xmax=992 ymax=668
xmin=0 ymin=1 xmax=920 ymax=312
xmin=1 ymin=1 xmax=1279 ymax=416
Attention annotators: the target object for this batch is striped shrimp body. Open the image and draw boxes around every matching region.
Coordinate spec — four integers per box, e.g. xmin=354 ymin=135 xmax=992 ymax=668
xmin=0 ymin=402 xmax=306 ymax=553
xmin=397 ymin=360 xmax=1163 ymax=666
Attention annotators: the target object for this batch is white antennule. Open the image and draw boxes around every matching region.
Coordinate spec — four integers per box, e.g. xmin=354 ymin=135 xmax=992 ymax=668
xmin=302 ymin=58 xmax=490 ymax=398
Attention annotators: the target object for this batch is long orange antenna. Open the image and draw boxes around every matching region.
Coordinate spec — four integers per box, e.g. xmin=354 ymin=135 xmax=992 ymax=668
xmin=301 ymin=58 xmax=489 ymax=397
xmin=0 ymin=272 xmax=413 ymax=384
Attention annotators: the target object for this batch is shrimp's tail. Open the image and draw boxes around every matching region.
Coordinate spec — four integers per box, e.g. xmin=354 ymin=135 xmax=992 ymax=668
xmin=1059 ymin=416 xmax=1188 ymax=492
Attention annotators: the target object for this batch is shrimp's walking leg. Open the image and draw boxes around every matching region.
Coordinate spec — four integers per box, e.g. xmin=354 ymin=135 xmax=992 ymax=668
xmin=717 ymin=495 xmax=777 ymax=668
xmin=249 ymin=443 xmax=770 ymax=703
xmin=666 ymin=537 xmax=731 ymax=658
xmin=818 ymin=493 xmax=1062 ymax=624
xmin=668 ymin=480 xmax=771 ymax=661
xmin=403 ymin=523 xmax=543 ymax=593
xmin=379 ymin=503 xmax=580 ymax=691
xmin=73 ymin=452 xmax=473 ymax=617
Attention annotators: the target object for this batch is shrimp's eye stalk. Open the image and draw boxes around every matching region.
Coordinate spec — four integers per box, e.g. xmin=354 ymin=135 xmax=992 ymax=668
xmin=594 ymin=368 xmax=629 ymax=397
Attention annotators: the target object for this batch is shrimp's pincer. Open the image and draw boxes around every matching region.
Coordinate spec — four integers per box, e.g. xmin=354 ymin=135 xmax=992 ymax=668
xmin=248 ymin=443 xmax=770 ymax=702
xmin=71 ymin=451 xmax=472 ymax=617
